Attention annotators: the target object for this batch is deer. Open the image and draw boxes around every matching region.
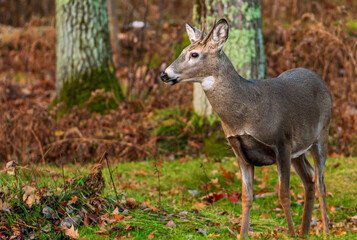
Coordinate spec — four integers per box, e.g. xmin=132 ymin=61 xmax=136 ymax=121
xmin=160 ymin=19 xmax=332 ymax=239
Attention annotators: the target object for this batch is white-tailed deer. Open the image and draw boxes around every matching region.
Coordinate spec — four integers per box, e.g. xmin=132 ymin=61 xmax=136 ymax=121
xmin=160 ymin=19 xmax=332 ymax=239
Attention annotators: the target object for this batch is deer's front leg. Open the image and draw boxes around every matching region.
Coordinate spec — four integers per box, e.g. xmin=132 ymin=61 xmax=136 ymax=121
xmin=227 ymin=137 xmax=254 ymax=239
xmin=239 ymin=161 xmax=254 ymax=239
xmin=277 ymin=145 xmax=296 ymax=236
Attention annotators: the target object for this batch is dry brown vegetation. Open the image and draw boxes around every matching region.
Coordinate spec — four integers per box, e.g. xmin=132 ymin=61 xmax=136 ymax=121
xmin=0 ymin=0 xmax=356 ymax=164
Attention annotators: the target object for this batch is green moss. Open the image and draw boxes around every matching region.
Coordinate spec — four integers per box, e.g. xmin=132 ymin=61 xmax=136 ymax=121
xmin=224 ymin=27 xmax=257 ymax=78
xmin=203 ymin=132 xmax=233 ymax=159
xmin=151 ymin=107 xmax=229 ymax=158
xmin=53 ymin=68 xmax=123 ymax=116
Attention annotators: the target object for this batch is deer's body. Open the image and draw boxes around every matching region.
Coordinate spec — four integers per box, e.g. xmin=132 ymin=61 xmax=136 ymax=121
xmin=206 ymin=53 xmax=331 ymax=163
xmin=160 ymin=19 xmax=332 ymax=239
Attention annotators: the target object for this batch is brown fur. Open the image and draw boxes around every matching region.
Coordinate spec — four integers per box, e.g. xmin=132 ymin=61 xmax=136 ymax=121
xmin=161 ymin=19 xmax=332 ymax=239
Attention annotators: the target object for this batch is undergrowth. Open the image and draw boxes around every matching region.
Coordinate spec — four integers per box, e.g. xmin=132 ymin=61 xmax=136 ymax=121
xmin=1 ymin=156 xmax=356 ymax=239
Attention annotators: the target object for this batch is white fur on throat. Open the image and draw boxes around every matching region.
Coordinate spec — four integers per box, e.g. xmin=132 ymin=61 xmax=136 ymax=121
xmin=201 ymin=76 xmax=215 ymax=90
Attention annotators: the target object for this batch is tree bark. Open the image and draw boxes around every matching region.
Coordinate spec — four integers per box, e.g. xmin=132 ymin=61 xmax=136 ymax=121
xmin=193 ymin=0 xmax=266 ymax=116
xmin=107 ymin=0 xmax=120 ymax=70
xmin=55 ymin=0 xmax=123 ymax=112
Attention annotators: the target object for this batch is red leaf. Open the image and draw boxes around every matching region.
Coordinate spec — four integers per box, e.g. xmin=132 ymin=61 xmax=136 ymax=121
xmin=229 ymin=191 xmax=242 ymax=203
xmin=212 ymin=192 xmax=224 ymax=202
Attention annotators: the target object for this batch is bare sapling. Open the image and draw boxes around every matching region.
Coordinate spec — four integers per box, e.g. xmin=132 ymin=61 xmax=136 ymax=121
xmin=160 ymin=19 xmax=332 ymax=239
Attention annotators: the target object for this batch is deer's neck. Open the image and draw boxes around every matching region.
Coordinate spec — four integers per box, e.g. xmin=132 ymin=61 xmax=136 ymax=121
xmin=203 ymin=53 xmax=260 ymax=134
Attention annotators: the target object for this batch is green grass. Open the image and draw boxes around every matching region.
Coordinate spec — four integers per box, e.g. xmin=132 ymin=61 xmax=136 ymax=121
xmin=1 ymin=157 xmax=356 ymax=239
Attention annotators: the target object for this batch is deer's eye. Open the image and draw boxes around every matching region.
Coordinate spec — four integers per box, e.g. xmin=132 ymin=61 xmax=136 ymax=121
xmin=190 ymin=52 xmax=199 ymax=58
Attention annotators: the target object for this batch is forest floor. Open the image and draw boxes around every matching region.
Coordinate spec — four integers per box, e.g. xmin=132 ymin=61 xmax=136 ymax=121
xmin=1 ymin=156 xmax=356 ymax=239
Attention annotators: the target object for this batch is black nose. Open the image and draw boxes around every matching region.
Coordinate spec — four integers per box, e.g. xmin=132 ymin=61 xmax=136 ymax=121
xmin=160 ymin=72 xmax=169 ymax=81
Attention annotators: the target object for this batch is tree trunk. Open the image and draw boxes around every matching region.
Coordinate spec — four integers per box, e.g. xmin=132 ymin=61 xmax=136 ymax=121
xmin=193 ymin=0 xmax=266 ymax=116
xmin=55 ymin=0 xmax=123 ymax=113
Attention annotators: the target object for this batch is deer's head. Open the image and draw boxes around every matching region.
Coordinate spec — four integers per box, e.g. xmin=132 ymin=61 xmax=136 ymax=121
xmin=160 ymin=19 xmax=229 ymax=86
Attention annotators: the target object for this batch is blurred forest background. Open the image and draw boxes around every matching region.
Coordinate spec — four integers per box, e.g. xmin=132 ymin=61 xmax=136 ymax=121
xmin=0 ymin=0 xmax=356 ymax=164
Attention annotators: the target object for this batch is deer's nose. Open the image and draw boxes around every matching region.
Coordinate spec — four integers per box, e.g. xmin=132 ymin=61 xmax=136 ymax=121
xmin=160 ymin=72 xmax=169 ymax=81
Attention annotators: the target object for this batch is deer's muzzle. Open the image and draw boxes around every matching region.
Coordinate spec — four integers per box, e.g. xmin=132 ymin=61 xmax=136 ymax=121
xmin=160 ymin=72 xmax=169 ymax=81
xmin=160 ymin=72 xmax=178 ymax=85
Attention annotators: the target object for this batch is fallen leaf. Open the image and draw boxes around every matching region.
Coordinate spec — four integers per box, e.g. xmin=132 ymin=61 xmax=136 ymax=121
xmin=64 ymin=225 xmax=79 ymax=239
xmin=331 ymin=162 xmax=340 ymax=169
xmin=0 ymin=199 xmax=11 ymax=212
xmin=235 ymin=171 xmax=241 ymax=180
xmin=180 ymin=157 xmax=188 ymax=163
xmin=229 ymin=191 xmax=242 ymax=203
xmin=207 ymin=233 xmax=220 ymax=238
xmin=68 ymin=196 xmax=78 ymax=205
xmin=23 ymin=186 xmax=38 ymax=208
xmin=126 ymin=198 xmax=138 ymax=209
xmin=112 ymin=207 xmax=120 ymax=215
xmin=212 ymin=192 xmax=224 ymax=202
xmin=210 ymin=170 xmax=218 ymax=176
xmin=210 ymin=178 xmax=220 ymax=188
xmin=110 ymin=214 xmax=124 ymax=223
xmin=220 ymin=166 xmax=234 ymax=181
xmin=350 ymin=215 xmax=357 ymax=224
xmin=125 ymin=224 xmax=134 ymax=230
xmin=95 ymin=225 xmax=109 ymax=236
xmin=228 ymin=217 xmax=241 ymax=225
xmin=259 ymin=212 xmax=270 ymax=218
xmin=83 ymin=215 xmax=90 ymax=226
xmin=147 ymin=230 xmax=156 ymax=239
xmin=166 ymin=220 xmax=176 ymax=228
xmin=193 ymin=201 xmax=206 ymax=210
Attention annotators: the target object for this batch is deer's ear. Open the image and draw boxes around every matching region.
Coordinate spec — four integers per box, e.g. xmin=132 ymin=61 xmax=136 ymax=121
xmin=186 ymin=23 xmax=201 ymax=43
xmin=212 ymin=19 xmax=229 ymax=50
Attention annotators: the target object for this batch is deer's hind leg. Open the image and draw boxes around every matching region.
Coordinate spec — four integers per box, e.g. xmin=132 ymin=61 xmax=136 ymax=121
xmin=310 ymin=129 xmax=330 ymax=234
xmin=292 ymin=154 xmax=315 ymax=236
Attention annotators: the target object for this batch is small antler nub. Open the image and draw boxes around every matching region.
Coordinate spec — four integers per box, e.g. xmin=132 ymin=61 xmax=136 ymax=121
xmin=201 ymin=19 xmax=216 ymax=44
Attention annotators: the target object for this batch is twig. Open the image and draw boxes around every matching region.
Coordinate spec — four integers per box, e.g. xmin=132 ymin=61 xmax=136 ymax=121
xmin=29 ymin=126 xmax=45 ymax=164
xmin=104 ymin=152 xmax=119 ymax=202
xmin=200 ymin=161 xmax=212 ymax=206
xmin=153 ymin=159 xmax=162 ymax=211
xmin=13 ymin=161 xmax=22 ymax=203
xmin=180 ymin=186 xmax=185 ymax=209
xmin=62 ymin=163 xmax=66 ymax=196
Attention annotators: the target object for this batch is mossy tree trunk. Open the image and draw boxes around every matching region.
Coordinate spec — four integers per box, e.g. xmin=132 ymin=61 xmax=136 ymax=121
xmin=55 ymin=0 xmax=123 ymax=113
xmin=193 ymin=0 xmax=266 ymax=116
